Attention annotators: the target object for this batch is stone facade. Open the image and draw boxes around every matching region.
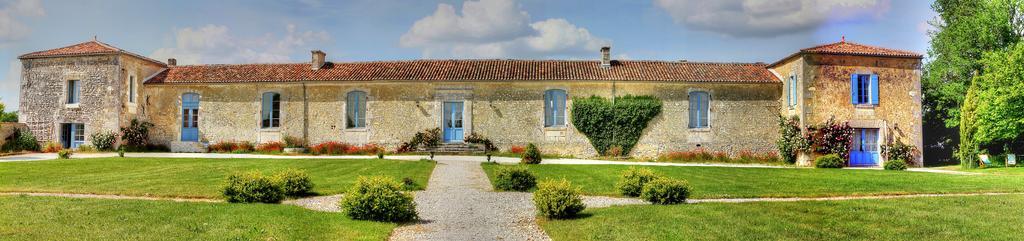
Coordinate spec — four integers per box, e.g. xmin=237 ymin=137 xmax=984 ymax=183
xmin=771 ymin=54 xmax=924 ymax=166
xmin=18 ymin=54 xmax=163 ymax=147
xmin=143 ymin=81 xmax=780 ymax=157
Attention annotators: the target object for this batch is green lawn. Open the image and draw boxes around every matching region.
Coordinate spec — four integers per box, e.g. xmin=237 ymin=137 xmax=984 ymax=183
xmin=541 ymin=194 xmax=1024 ymax=240
xmin=933 ymin=166 xmax=1024 ymax=176
xmin=0 ymin=157 xmax=436 ymax=198
xmin=0 ymin=195 xmax=393 ymax=240
xmin=482 ymin=164 xmax=1024 ymax=198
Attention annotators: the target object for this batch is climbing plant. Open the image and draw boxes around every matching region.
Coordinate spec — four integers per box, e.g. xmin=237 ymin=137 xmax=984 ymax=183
xmin=776 ymin=115 xmax=809 ymax=164
xmin=571 ymin=95 xmax=662 ymax=156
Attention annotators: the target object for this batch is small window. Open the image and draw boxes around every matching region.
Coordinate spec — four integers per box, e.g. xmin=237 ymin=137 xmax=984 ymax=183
xmin=129 ymin=75 xmax=136 ymax=103
xmin=544 ymin=89 xmax=567 ymax=127
xmin=261 ymin=92 xmax=281 ymax=128
xmin=688 ymin=91 xmax=710 ymax=129
xmin=346 ymin=91 xmax=367 ymax=129
xmin=67 ymin=80 xmax=80 ymax=104
xmin=851 ymin=74 xmax=879 ymax=105
xmin=788 ymin=74 xmax=797 ymax=107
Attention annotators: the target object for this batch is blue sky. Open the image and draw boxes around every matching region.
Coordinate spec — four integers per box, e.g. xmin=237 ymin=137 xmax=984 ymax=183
xmin=0 ymin=0 xmax=935 ymax=111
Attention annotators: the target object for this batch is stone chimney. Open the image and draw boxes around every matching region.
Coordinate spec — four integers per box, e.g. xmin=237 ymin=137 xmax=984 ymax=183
xmin=600 ymin=46 xmax=611 ymax=68
xmin=311 ymin=50 xmax=326 ymax=70
xmin=167 ymin=58 xmax=176 ymax=66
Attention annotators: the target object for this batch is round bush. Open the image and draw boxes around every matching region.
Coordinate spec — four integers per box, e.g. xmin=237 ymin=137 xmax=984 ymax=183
xmin=815 ymin=154 xmax=844 ymax=168
xmin=223 ymin=171 xmax=285 ymax=203
xmin=640 ymin=178 xmax=691 ymax=205
xmin=884 ymin=159 xmax=908 ymax=171
xmin=615 ymin=167 xmax=662 ymax=197
xmin=57 ymin=149 xmax=72 ymax=159
xmin=533 ymin=179 xmax=586 ymax=219
xmin=494 ymin=166 xmax=537 ymax=191
xmin=521 ymin=143 xmax=542 ymax=164
xmin=274 ymin=169 xmax=314 ymax=196
xmin=340 ymin=176 xmax=418 ymax=222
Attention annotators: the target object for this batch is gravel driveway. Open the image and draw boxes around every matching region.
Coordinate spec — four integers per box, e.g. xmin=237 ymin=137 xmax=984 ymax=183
xmin=390 ymin=159 xmax=551 ymax=241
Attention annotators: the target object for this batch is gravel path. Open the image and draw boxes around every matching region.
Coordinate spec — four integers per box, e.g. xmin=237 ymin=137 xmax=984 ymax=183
xmin=390 ymin=159 xmax=550 ymax=241
xmin=282 ymin=194 xmax=344 ymax=212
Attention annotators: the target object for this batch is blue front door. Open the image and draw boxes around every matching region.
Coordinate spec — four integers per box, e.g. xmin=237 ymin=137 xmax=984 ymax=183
xmin=849 ymin=128 xmax=880 ymax=167
xmin=443 ymin=102 xmax=464 ymax=143
xmin=181 ymin=93 xmax=200 ymax=142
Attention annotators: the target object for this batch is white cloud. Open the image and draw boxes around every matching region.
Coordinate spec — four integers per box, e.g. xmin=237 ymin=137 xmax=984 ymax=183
xmin=400 ymin=0 xmax=609 ymax=58
xmin=0 ymin=0 xmax=45 ymax=44
xmin=151 ymin=24 xmax=330 ymax=65
xmin=654 ymin=0 xmax=888 ymax=38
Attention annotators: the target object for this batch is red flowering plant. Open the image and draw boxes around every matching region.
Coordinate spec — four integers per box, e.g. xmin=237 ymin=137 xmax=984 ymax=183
xmin=805 ymin=118 xmax=855 ymax=160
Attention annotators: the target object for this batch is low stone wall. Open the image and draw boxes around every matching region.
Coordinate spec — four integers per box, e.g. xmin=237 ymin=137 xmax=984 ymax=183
xmin=0 ymin=122 xmax=29 ymax=148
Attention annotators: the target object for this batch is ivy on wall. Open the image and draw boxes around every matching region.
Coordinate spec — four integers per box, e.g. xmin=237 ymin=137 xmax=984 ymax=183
xmin=571 ymin=95 xmax=662 ymax=156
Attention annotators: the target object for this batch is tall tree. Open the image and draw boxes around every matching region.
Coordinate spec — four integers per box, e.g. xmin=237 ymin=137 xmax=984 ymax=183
xmin=924 ymin=0 xmax=1022 ymax=165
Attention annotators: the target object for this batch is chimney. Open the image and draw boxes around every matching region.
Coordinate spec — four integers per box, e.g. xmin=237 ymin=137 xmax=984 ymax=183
xmin=311 ymin=50 xmax=326 ymax=70
xmin=600 ymin=46 xmax=611 ymax=68
xmin=167 ymin=58 xmax=176 ymax=66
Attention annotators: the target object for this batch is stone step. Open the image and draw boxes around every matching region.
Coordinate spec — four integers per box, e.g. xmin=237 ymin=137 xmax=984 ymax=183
xmin=419 ymin=143 xmax=488 ymax=153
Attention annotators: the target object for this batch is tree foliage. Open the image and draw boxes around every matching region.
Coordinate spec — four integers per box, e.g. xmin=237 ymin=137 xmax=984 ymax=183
xmin=0 ymin=101 xmax=17 ymax=123
xmin=959 ymin=42 xmax=1024 ymax=168
xmin=571 ymin=95 xmax=662 ymax=156
xmin=924 ymin=0 xmax=1023 ymax=127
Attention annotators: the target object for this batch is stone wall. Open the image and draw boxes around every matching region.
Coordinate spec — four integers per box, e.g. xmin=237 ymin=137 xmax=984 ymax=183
xmin=144 ymin=81 xmax=781 ymax=157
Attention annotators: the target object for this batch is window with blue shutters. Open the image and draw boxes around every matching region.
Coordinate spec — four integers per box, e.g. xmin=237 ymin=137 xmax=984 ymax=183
xmin=688 ymin=91 xmax=710 ymax=129
xmin=544 ymin=89 xmax=567 ymax=127
xmin=851 ymin=74 xmax=879 ymax=106
xmin=346 ymin=91 xmax=367 ymax=129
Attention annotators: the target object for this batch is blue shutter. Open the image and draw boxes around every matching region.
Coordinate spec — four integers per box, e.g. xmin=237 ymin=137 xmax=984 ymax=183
xmin=688 ymin=94 xmax=697 ymax=128
xmin=850 ymin=74 xmax=859 ymax=104
xmin=870 ymin=74 xmax=879 ymax=105
xmin=786 ymin=76 xmax=792 ymax=106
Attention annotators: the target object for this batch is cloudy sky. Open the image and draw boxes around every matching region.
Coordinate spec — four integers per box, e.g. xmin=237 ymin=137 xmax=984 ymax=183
xmin=0 ymin=0 xmax=935 ymax=111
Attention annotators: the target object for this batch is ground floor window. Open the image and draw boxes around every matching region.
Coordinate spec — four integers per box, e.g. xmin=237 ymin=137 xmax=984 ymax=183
xmin=61 ymin=123 xmax=85 ymax=148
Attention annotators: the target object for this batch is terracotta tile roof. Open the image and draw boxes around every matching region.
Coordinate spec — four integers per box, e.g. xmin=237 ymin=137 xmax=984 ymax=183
xmin=19 ymin=40 xmax=166 ymax=66
xmin=768 ymin=40 xmax=922 ymax=68
xmin=800 ymin=41 xmax=923 ymax=58
xmin=144 ymin=60 xmax=779 ymax=84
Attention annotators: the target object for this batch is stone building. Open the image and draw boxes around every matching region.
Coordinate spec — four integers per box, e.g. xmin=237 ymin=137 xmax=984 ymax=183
xmin=17 ymin=39 xmax=923 ymax=166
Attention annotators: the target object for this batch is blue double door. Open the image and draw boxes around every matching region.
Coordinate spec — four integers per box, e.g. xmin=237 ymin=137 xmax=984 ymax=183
xmin=849 ymin=128 xmax=880 ymax=167
xmin=442 ymin=102 xmax=464 ymax=143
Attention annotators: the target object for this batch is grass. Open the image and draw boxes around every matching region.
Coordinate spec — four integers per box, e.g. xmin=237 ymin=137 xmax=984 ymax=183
xmin=932 ymin=165 xmax=1024 ymax=176
xmin=481 ymin=164 xmax=1024 ymax=198
xmin=540 ymin=194 xmax=1024 ymax=240
xmin=0 ymin=157 xmax=436 ymax=198
xmin=0 ymin=195 xmax=393 ymax=240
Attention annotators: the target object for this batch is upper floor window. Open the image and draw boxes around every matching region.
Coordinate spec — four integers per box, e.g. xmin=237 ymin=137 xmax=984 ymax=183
xmin=67 ymin=80 xmax=80 ymax=104
xmin=851 ymin=74 xmax=879 ymax=105
xmin=544 ymin=89 xmax=567 ymax=127
xmin=688 ymin=91 xmax=710 ymax=129
xmin=346 ymin=91 xmax=367 ymax=129
xmin=788 ymin=74 xmax=797 ymax=107
xmin=129 ymin=75 xmax=136 ymax=103
xmin=261 ymin=92 xmax=280 ymax=128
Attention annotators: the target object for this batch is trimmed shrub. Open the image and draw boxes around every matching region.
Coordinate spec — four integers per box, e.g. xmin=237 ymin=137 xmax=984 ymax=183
xmin=118 ymin=147 xmax=125 ymax=157
xmin=533 ymin=179 xmax=586 ymax=219
xmin=223 ymin=171 xmax=285 ymax=203
xmin=815 ymin=154 xmax=845 ymax=168
xmin=255 ymin=141 xmax=286 ymax=153
xmin=640 ymin=178 xmax=691 ymax=205
xmin=273 ymin=169 xmax=314 ymax=196
xmin=42 ymin=141 xmax=62 ymax=153
xmin=884 ymin=159 xmax=909 ymax=171
xmin=493 ymin=166 xmax=537 ymax=191
xmin=615 ymin=167 xmax=662 ymax=197
xmin=57 ymin=149 xmax=72 ymax=159
xmin=521 ymin=143 xmax=542 ymax=164
xmin=90 ymin=131 xmax=117 ymax=151
xmin=340 ymin=176 xmax=418 ymax=222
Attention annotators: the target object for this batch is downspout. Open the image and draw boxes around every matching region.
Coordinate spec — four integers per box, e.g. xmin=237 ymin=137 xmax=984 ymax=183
xmin=303 ymin=82 xmax=309 ymax=143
